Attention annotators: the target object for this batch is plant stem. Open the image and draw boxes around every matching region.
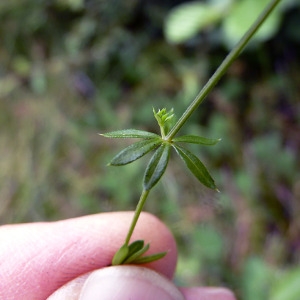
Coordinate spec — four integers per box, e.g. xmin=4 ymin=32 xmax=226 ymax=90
xmin=124 ymin=189 xmax=150 ymax=245
xmin=166 ymin=0 xmax=282 ymax=141
xmin=122 ymin=0 xmax=282 ymax=252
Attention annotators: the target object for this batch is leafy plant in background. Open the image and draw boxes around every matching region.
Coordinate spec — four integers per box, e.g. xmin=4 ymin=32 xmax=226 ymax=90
xmin=101 ymin=0 xmax=282 ymax=266
xmin=164 ymin=0 xmax=298 ymax=48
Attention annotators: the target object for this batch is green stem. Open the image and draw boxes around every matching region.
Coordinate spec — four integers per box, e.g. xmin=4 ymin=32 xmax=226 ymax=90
xmin=166 ymin=0 xmax=281 ymax=141
xmin=124 ymin=189 xmax=150 ymax=245
xmin=122 ymin=0 xmax=281 ymax=252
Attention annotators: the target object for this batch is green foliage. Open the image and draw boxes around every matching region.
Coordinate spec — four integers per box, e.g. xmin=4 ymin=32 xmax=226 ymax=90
xmin=102 ymin=109 xmax=220 ymax=192
xmin=222 ymin=0 xmax=281 ymax=47
xmin=112 ymin=240 xmax=167 ymax=266
xmin=103 ymin=106 xmax=220 ymax=263
xmin=164 ymin=0 xmax=231 ymax=44
xmin=241 ymin=257 xmax=274 ymax=300
xmin=165 ymin=0 xmax=299 ymax=48
xmin=241 ymin=258 xmax=300 ymax=300
xmin=270 ymin=268 xmax=300 ymax=300
xmin=153 ymin=108 xmax=175 ymax=138
xmin=173 ymin=135 xmax=221 ymax=145
xmin=112 ymin=240 xmax=166 ymax=266
xmin=143 ymin=143 xmax=171 ymax=191
xmin=101 ymin=129 xmax=159 ymax=139
xmin=173 ymin=144 xmax=218 ymax=190
xmin=107 ymin=138 xmax=162 ymax=166
xmin=1 ymin=0 xmax=300 ymax=298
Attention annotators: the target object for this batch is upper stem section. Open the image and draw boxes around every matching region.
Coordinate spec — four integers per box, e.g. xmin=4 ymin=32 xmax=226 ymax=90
xmin=166 ymin=0 xmax=282 ymax=141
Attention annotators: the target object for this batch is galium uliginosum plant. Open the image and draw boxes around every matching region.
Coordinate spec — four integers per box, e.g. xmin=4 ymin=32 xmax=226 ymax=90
xmin=100 ymin=0 xmax=281 ymax=266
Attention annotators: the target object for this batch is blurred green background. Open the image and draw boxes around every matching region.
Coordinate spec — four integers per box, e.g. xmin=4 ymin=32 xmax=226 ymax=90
xmin=1 ymin=0 xmax=300 ymax=299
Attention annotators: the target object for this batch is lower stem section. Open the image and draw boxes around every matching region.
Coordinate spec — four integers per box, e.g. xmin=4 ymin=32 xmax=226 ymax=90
xmin=124 ymin=189 xmax=150 ymax=245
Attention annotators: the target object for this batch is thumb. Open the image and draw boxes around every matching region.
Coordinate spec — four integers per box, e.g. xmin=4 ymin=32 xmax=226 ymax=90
xmin=47 ymin=266 xmax=184 ymax=300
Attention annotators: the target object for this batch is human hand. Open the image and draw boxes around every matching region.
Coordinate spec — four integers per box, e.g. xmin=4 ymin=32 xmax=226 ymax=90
xmin=0 ymin=212 xmax=236 ymax=300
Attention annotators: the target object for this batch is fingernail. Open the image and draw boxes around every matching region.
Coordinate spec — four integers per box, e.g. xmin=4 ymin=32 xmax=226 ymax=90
xmin=180 ymin=287 xmax=237 ymax=300
xmin=79 ymin=266 xmax=184 ymax=300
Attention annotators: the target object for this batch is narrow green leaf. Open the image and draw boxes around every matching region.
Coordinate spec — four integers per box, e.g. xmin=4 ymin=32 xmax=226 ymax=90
xmin=143 ymin=143 xmax=171 ymax=191
xmin=109 ymin=138 xmax=161 ymax=166
xmin=112 ymin=244 xmax=129 ymax=265
xmin=173 ymin=144 xmax=217 ymax=190
xmin=100 ymin=129 xmax=160 ymax=139
xmin=173 ymin=135 xmax=221 ymax=145
xmin=127 ymin=240 xmax=144 ymax=257
xmin=133 ymin=251 xmax=167 ymax=264
xmin=124 ymin=243 xmax=150 ymax=264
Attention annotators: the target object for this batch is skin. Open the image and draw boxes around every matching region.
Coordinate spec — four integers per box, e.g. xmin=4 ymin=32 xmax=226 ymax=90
xmin=0 ymin=212 xmax=236 ymax=300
